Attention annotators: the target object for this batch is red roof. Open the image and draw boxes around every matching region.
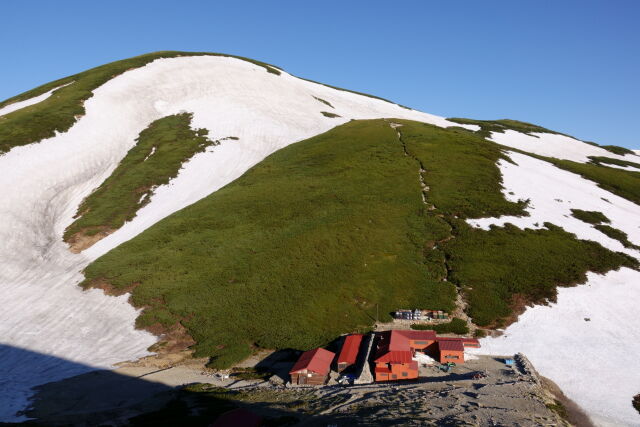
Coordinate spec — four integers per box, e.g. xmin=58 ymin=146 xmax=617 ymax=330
xmin=211 ymin=408 xmax=263 ymax=427
xmin=375 ymin=350 xmax=413 ymax=364
xmin=375 ymin=330 xmax=437 ymax=363
xmin=289 ymin=348 xmax=335 ymax=376
xmin=437 ymin=339 xmax=465 ymax=352
xmin=389 ymin=330 xmax=436 ymax=351
xmin=337 ymin=334 xmax=363 ymax=365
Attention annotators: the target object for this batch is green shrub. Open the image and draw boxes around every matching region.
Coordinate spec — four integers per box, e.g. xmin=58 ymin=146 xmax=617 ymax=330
xmin=570 ymin=209 xmax=610 ymax=225
xmin=411 ymin=318 xmax=469 ymax=334
xmin=595 ymin=225 xmax=640 ymax=249
xmin=589 ymin=156 xmax=640 ymax=169
xmin=601 ymin=145 xmax=636 ymax=156
xmin=445 ymin=222 xmax=636 ymax=327
xmin=312 ymin=96 xmax=334 ymax=108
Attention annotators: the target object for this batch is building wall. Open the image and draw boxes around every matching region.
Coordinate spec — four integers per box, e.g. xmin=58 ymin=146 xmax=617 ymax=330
xmin=375 ymin=362 xmax=418 ymax=382
xmin=290 ymin=371 xmax=327 ymax=385
xmin=439 ymin=350 xmax=464 ymax=364
xmin=409 ymin=339 xmax=435 ymax=351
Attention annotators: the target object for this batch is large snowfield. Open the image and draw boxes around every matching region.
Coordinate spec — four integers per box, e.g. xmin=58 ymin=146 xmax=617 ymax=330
xmin=468 ymin=150 xmax=640 ymax=426
xmin=0 ymin=55 xmax=638 ymax=425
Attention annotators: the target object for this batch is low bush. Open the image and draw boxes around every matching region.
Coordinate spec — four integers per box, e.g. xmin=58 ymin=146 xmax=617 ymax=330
xmin=595 ymin=225 xmax=640 ymax=249
xmin=570 ymin=209 xmax=610 ymax=225
xmin=411 ymin=318 xmax=469 ymax=335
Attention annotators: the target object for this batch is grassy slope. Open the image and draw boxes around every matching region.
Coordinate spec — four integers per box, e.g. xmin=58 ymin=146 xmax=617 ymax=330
xmin=64 ymin=113 xmax=217 ymax=242
xmin=445 ymin=222 xmax=635 ymax=326
xmin=82 ymin=120 xmax=457 ymax=367
xmin=0 ymin=51 xmax=279 ymax=154
xmin=81 ymin=119 xmax=635 ymax=365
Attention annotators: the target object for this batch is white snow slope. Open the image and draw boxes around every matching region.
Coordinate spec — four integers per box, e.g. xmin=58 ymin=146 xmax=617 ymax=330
xmin=0 ymin=55 xmax=471 ymax=421
xmin=468 ymin=151 xmax=640 ymax=426
xmin=489 ymin=129 xmax=639 ymax=164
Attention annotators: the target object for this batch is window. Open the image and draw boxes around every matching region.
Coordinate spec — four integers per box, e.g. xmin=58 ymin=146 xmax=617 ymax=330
xmin=414 ymin=341 xmax=428 ymax=345
xmin=445 ymin=355 xmax=460 ymax=359
xmin=391 ymin=374 xmax=397 ymax=379
xmin=401 ymin=372 xmax=408 ymax=377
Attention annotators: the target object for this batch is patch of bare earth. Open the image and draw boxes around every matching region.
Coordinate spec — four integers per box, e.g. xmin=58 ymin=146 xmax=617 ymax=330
xmin=66 ymin=226 xmax=115 ymax=253
xmin=541 ymin=376 xmax=596 ymax=427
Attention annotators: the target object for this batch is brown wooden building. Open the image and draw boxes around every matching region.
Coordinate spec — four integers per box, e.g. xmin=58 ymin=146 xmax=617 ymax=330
xmin=289 ymin=348 xmax=335 ymax=385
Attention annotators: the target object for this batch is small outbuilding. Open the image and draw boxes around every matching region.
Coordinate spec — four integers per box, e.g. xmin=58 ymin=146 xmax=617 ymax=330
xmin=336 ymin=334 xmax=363 ymax=373
xmin=289 ymin=347 xmax=335 ymax=385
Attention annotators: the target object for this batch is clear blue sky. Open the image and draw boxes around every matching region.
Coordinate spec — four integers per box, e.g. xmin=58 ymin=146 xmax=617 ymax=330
xmin=2 ymin=0 xmax=638 ymax=148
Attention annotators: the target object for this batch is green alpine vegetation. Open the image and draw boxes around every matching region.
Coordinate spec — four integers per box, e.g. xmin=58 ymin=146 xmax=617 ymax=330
xmin=594 ymin=224 xmax=640 ymax=250
xmin=64 ymin=113 xmax=219 ymax=249
xmin=312 ymin=96 xmax=334 ymax=108
xmin=411 ymin=318 xmax=469 ymax=335
xmin=447 ymin=117 xmax=564 ymax=139
xmin=445 ymin=222 xmax=636 ymax=327
xmin=589 ymin=156 xmax=640 ymax=169
xmin=81 ymin=119 xmax=634 ymax=367
xmin=570 ymin=209 xmax=610 ymax=225
xmin=82 ymin=120 xmax=458 ymax=368
xmin=321 ymin=111 xmax=341 ymax=118
xmin=0 ymin=51 xmax=280 ymax=155
xmin=600 ymin=145 xmax=637 ymax=156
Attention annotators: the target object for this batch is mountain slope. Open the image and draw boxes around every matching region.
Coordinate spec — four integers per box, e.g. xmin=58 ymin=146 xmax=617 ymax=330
xmin=0 ymin=53 xmax=467 ymax=422
xmin=0 ymin=52 xmax=639 ymax=425
xmin=81 ymin=118 xmax=635 ymax=369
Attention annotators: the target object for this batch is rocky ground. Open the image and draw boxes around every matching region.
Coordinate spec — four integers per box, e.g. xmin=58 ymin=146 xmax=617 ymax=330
xmin=12 ymin=352 xmax=590 ymax=426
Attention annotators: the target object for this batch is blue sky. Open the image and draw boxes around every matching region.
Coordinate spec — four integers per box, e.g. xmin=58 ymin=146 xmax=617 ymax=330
xmin=2 ymin=0 xmax=638 ymax=148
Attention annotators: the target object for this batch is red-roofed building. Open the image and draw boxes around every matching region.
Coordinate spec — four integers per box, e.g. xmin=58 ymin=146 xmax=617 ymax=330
xmin=289 ymin=348 xmax=335 ymax=385
xmin=373 ymin=330 xmax=436 ymax=381
xmin=373 ymin=330 xmax=481 ymax=381
xmin=336 ymin=334 xmax=363 ymax=373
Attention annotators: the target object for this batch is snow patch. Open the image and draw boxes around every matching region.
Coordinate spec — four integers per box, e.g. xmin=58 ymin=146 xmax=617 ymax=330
xmin=143 ymin=146 xmax=156 ymax=161
xmin=490 ymin=130 xmax=638 ymax=164
xmin=0 ymin=82 xmax=73 ymax=117
xmin=467 ymin=151 xmax=640 ymax=426
xmin=468 ymin=151 xmax=640 ymax=258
